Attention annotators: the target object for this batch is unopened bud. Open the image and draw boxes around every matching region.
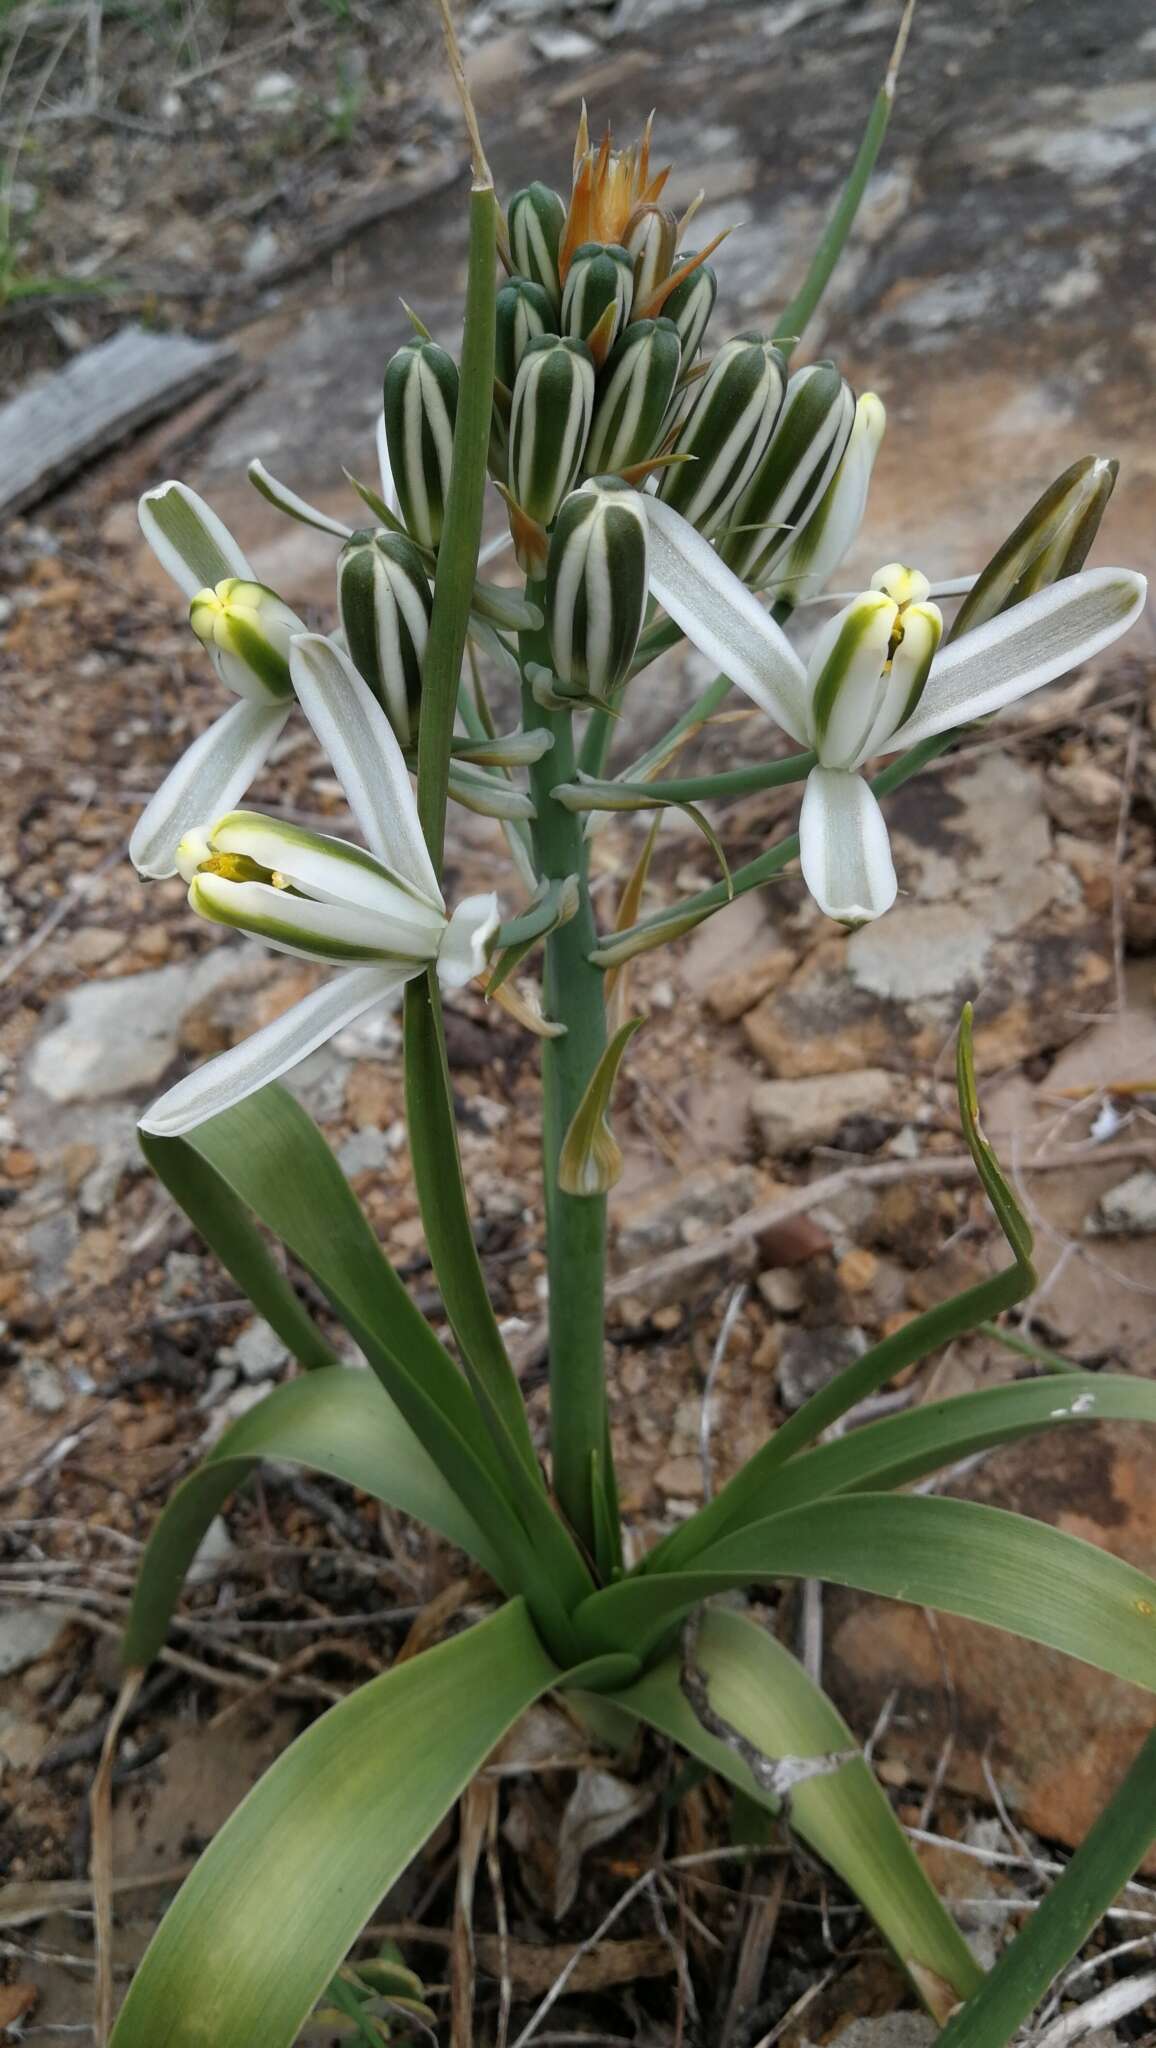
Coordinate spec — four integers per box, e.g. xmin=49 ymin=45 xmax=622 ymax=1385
xmin=950 ymin=454 xmax=1119 ymax=641
xmin=188 ymin=579 xmax=301 ymax=702
xmin=560 ymin=242 xmax=634 ymax=360
xmin=623 ymin=204 xmax=678 ymax=307
xmin=507 ymin=183 xmax=567 ymax=308
xmin=337 ymin=530 xmax=432 ymax=748
xmin=657 ymin=333 xmax=786 ymax=538
xmin=495 ymin=277 xmax=556 ymax=392
xmin=720 ymin=361 xmax=854 ymax=588
xmin=382 ymin=339 xmax=459 ymax=550
xmin=546 ymin=478 xmax=650 ymax=701
xmin=659 ymin=253 xmax=717 ymax=367
xmin=583 ymin=317 xmax=682 ymax=476
xmin=772 ymin=391 xmax=886 ymax=605
xmin=508 ymin=336 xmax=596 ymax=528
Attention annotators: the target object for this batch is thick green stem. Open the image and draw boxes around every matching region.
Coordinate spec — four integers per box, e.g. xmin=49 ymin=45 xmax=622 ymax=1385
xmin=520 ymin=588 xmax=617 ymax=1572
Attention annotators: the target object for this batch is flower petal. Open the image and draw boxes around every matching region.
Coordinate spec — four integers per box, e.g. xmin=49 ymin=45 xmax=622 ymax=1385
xmin=209 ymin=813 xmax=446 ymax=927
xmin=190 ymin=872 xmax=442 ymax=965
xmin=892 ymin=567 xmax=1147 ymax=748
xmin=129 ymin=699 xmax=290 ymax=879
xmin=437 ymin=892 xmax=501 ymax=989
xmin=644 ymin=498 xmax=810 ymax=743
xmin=139 ymin=481 xmax=254 ymax=601
xmin=139 ymin=964 xmax=413 ymax=1137
xmin=247 ymin=459 xmax=353 ymax=540
xmin=798 ymin=766 xmax=897 ymax=925
xmin=289 ymin=633 xmax=444 ymax=912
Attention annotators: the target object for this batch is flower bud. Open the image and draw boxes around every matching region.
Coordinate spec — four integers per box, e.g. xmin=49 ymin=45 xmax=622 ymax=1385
xmin=622 ymin=204 xmax=677 ymax=306
xmin=658 ymin=253 xmax=717 ymax=367
xmin=495 ymin=277 xmax=555 ymax=393
xmin=719 ymin=361 xmax=854 ymax=588
xmin=508 ymin=336 xmax=596 ymax=528
xmin=950 ymin=454 xmax=1119 ymax=641
xmin=560 ymin=242 xmax=634 ymax=360
xmin=188 ymin=579 xmax=301 ymax=702
xmin=807 ymin=568 xmax=942 ymax=770
xmin=382 ymin=338 xmax=459 ymax=550
xmin=507 ymin=182 xmax=567 ymax=307
xmin=656 ymin=332 xmax=786 ymax=538
xmin=179 ymin=809 xmax=448 ymax=966
xmin=337 ymin=529 xmax=432 ymax=748
xmin=583 ymin=317 xmax=682 ymax=476
xmin=771 ymin=391 xmax=886 ymax=605
xmin=546 ymin=478 xmax=650 ymax=701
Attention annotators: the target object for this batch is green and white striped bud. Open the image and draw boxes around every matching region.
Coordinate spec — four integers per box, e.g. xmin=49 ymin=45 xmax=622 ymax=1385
xmin=659 ymin=253 xmax=717 ymax=367
xmin=495 ymin=277 xmax=555 ymax=393
xmin=560 ymin=242 xmax=634 ymax=357
xmin=656 ymin=332 xmax=786 ymax=538
xmin=176 ymin=809 xmax=450 ymax=967
xmin=771 ymin=391 xmax=886 ymax=605
xmin=951 ymin=454 xmax=1119 ymax=640
xmin=508 ymin=336 xmax=596 ymax=527
xmin=623 ymin=204 xmax=678 ymax=307
xmin=546 ymin=477 xmax=650 ymax=702
xmin=188 ymin=579 xmax=301 ymax=703
xmin=507 ymin=182 xmax=567 ymax=309
xmin=337 ymin=529 xmax=432 ymax=748
xmin=806 ymin=566 xmax=942 ymax=770
xmin=382 ymin=338 xmax=459 ymax=551
xmin=583 ymin=317 xmax=681 ymax=476
xmin=719 ymin=361 xmax=854 ymax=589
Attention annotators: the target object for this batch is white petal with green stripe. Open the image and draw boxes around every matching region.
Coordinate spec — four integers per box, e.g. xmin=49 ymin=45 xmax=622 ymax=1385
xmin=721 ymin=361 xmax=854 ymax=588
xmin=547 ymin=479 xmax=650 ymax=699
xmin=129 ymin=699 xmax=290 ymax=881
xmin=584 ymin=319 xmax=681 ymax=477
xmin=337 ymin=530 xmax=432 ymax=746
xmin=382 ymin=339 xmax=459 ymax=550
xmin=139 ymin=481 xmax=254 ymax=601
xmin=509 ymin=337 xmax=596 ymax=527
xmin=657 ymin=333 xmax=786 ymax=538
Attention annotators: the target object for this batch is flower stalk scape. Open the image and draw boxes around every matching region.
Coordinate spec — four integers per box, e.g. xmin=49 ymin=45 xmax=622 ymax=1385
xmin=111 ymin=27 xmax=1152 ymax=2048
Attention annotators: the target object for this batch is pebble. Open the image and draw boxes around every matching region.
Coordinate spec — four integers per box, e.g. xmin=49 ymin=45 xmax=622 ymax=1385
xmin=751 ymin=1070 xmax=906 ymax=1155
xmin=0 ymin=1606 xmax=68 ymax=1679
xmin=216 ymin=1320 xmax=289 ymax=1383
xmin=1086 ymin=1168 xmax=1156 ymax=1237
xmin=337 ymin=1126 xmax=389 ymax=1175
xmin=19 ymin=1358 xmax=67 ymax=1415
xmin=757 ymin=1268 xmax=804 ymax=1316
xmin=777 ymin=1324 xmax=867 ymax=1412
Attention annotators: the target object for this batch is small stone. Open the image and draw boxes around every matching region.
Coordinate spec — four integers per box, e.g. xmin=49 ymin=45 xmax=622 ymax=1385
xmin=252 ymin=69 xmax=299 ymax=106
xmin=756 ymin=1210 xmax=832 ymax=1267
xmin=651 ymin=1303 xmax=682 ymax=1332
xmin=757 ymin=1268 xmax=805 ymax=1316
xmin=217 ymin=1320 xmax=289 ymax=1383
xmin=0 ymin=1606 xmax=68 ymax=1678
xmin=70 ymin=926 xmax=123 ymax=968
xmin=0 ymin=1717 xmax=49 ymax=1770
xmin=821 ymin=2015 xmax=937 ymax=2048
xmin=473 ymin=1169 xmax=527 ymax=1221
xmin=836 ymin=1248 xmax=878 ymax=1296
xmin=337 ymin=1126 xmax=388 ymax=1175
xmin=751 ymin=1070 xmax=906 ymax=1155
xmin=777 ymin=1325 xmax=867 ymax=1412
xmin=656 ymin=1455 xmax=702 ymax=1499
xmin=163 ymin=1250 xmax=202 ymax=1302
xmin=1044 ymin=760 xmax=1121 ymax=831
xmin=1087 ymin=1168 xmax=1156 ymax=1237
xmin=20 ymin=1358 xmax=67 ymax=1414
xmin=243 ymin=224 xmax=281 ymax=275
xmin=4 ymin=1147 xmax=37 ymax=1179
xmin=530 ymin=24 xmax=598 ymax=59
xmin=55 ymin=1689 xmax=104 ymax=1736
xmin=614 ymin=1160 xmax=762 ymax=1259
xmin=707 ymin=948 xmax=796 ymax=1023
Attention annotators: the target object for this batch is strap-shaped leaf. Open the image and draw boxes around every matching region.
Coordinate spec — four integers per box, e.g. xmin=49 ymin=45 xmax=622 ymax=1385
xmin=122 ymin=1368 xmax=508 ymax=1668
xmin=578 ymin=1494 xmax=1156 ymax=1680
xmin=181 ymin=1086 xmax=584 ymax=1662
xmin=109 ymin=1601 xmax=558 ymax=2048
xmin=141 ymin=1128 xmax=337 ymax=1373
xmin=612 ymin=1607 xmax=982 ymax=2009
xmin=729 ymin=1371 xmax=1156 ymax=1520
xmin=938 ymin=1724 xmax=1156 ymax=2048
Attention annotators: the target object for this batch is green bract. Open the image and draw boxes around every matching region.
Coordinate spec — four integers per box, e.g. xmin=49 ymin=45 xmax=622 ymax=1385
xmin=382 ymin=337 xmax=459 ymax=550
xmin=337 ymin=528 xmax=432 ymax=746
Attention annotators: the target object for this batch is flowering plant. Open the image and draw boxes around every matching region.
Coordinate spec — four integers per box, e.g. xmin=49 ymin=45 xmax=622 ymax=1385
xmin=106 ymin=17 xmax=1154 ymax=2047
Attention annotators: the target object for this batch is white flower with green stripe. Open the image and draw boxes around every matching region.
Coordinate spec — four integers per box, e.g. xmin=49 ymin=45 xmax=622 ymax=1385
xmin=644 ymin=498 xmax=1147 ymax=925
xmin=130 ymin=482 xmax=306 ymax=883
xmin=140 ymin=634 xmax=500 ymax=1138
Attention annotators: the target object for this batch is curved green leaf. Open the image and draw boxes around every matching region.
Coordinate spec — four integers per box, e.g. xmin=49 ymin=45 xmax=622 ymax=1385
xmin=613 ymin=1608 xmax=982 ymax=2008
xmin=726 ymin=1372 xmax=1156 ymax=1520
xmin=182 ymin=1086 xmax=586 ymax=1664
xmin=110 ymin=1601 xmax=557 ymax=2048
xmin=123 ymin=1368 xmax=508 ymax=1668
xmin=578 ymin=1495 xmax=1156 ymax=1681
xmin=141 ymin=1128 xmax=336 ymax=1373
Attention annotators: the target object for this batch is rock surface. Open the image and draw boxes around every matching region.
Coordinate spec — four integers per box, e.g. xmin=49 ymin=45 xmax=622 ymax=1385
xmin=751 ymin=1070 xmax=911 ymax=1156
xmin=26 ymin=950 xmax=270 ymax=1104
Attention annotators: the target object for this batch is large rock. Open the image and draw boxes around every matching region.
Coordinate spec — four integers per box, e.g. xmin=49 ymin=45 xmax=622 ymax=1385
xmin=25 ymin=950 xmax=271 ymax=1104
xmin=751 ymin=1069 xmax=911 ymax=1155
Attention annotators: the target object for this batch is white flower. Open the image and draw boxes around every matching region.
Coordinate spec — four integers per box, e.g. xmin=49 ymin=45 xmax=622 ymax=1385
xmin=643 ymin=497 xmax=1147 ymax=924
xmin=130 ymin=484 xmax=306 ymax=881
xmin=139 ymin=634 xmax=499 ymax=1138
